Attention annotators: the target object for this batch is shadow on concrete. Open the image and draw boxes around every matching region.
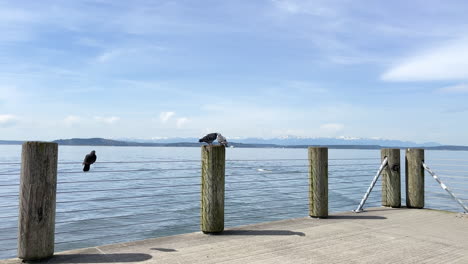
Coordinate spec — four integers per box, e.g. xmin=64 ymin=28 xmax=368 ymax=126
xmin=327 ymin=215 xmax=386 ymax=220
xmin=221 ymin=230 xmax=305 ymax=236
xmin=42 ymin=253 xmax=152 ymax=263
xmin=350 ymin=207 xmax=407 ymax=213
xmin=151 ymin=248 xmax=177 ymax=252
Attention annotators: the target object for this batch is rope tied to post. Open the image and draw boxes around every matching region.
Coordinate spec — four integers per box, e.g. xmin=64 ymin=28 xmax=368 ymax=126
xmin=422 ymin=162 xmax=468 ymax=214
xmin=354 ymin=157 xmax=388 ymax=213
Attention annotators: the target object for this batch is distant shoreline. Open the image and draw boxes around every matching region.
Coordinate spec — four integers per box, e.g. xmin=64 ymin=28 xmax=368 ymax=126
xmin=1 ymin=138 xmax=468 ymax=151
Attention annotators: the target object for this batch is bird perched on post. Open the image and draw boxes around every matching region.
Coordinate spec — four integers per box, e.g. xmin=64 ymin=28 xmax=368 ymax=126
xmin=216 ymin=133 xmax=228 ymax=147
xmin=199 ymin=133 xmax=228 ymax=147
xmin=82 ymin=150 xmax=97 ymax=172
xmin=199 ymin=133 xmax=217 ymax=145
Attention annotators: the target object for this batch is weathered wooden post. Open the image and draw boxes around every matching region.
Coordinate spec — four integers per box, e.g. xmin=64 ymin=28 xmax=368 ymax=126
xmin=308 ymin=147 xmax=328 ymax=218
xmin=18 ymin=142 xmax=58 ymax=260
xmin=381 ymin=148 xmax=401 ymax=207
xmin=406 ymin=148 xmax=425 ymax=208
xmin=201 ymin=145 xmax=225 ymax=233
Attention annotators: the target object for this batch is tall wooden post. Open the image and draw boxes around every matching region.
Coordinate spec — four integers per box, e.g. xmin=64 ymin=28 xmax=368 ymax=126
xmin=381 ymin=148 xmax=401 ymax=207
xmin=308 ymin=147 xmax=328 ymax=218
xmin=201 ymin=145 xmax=225 ymax=233
xmin=406 ymin=148 xmax=425 ymax=208
xmin=18 ymin=142 xmax=58 ymax=260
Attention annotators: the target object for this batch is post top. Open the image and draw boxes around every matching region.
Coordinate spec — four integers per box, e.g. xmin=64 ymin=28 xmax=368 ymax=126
xmin=22 ymin=141 xmax=58 ymax=146
xmin=308 ymin=146 xmax=328 ymax=150
xmin=201 ymin=145 xmax=225 ymax=148
xmin=406 ymin=148 xmax=425 ymax=152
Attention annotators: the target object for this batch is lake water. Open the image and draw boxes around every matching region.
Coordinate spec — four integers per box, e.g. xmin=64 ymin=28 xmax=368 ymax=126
xmin=1 ymin=145 xmax=467 ymax=259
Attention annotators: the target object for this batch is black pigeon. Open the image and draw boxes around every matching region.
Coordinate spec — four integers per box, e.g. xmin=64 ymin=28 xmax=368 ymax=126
xmin=82 ymin=150 xmax=97 ymax=172
xmin=199 ymin=133 xmax=218 ymax=145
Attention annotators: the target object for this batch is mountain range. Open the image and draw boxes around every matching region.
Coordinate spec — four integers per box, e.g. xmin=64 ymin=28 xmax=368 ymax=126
xmin=1 ymin=136 xmax=468 ymax=150
xmin=118 ymin=136 xmax=441 ymax=147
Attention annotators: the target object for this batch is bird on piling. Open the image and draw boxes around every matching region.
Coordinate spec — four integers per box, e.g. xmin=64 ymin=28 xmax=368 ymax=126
xmin=217 ymin=133 xmax=228 ymax=147
xmin=199 ymin=133 xmax=228 ymax=147
xmin=82 ymin=150 xmax=97 ymax=172
xmin=199 ymin=133 xmax=218 ymax=145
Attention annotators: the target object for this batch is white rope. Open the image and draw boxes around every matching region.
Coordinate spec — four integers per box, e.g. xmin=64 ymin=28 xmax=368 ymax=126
xmin=423 ymin=162 xmax=468 ymax=213
xmin=354 ymin=157 xmax=388 ymax=213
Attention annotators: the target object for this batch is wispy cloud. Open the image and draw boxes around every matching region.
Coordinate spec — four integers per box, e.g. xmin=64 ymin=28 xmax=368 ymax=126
xmin=382 ymin=37 xmax=468 ymax=82
xmin=176 ymin=117 xmax=189 ymax=128
xmin=437 ymin=83 xmax=468 ymax=94
xmin=0 ymin=4 xmax=38 ymax=42
xmin=63 ymin=115 xmax=82 ymax=126
xmin=285 ymin=81 xmax=328 ymax=93
xmin=270 ymin=0 xmax=338 ymax=17
xmin=96 ymin=49 xmax=125 ymax=63
xmin=94 ymin=116 xmax=120 ymax=124
xmin=160 ymin=112 xmax=175 ymax=123
xmin=0 ymin=85 xmax=22 ymax=104
xmin=320 ymin=123 xmax=344 ymax=133
xmin=65 ymin=115 xmax=121 ymax=126
xmin=95 ymin=45 xmax=166 ymax=64
xmin=0 ymin=5 xmax=37 ymax=24
xmin=0 ymin=114 xmax=18 ymax=127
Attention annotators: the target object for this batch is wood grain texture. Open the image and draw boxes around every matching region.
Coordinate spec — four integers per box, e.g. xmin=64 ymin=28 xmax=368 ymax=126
xmin=406 ymin=148 xmax=425 ymax=209
xmin=18 ymin=142 xmax=58 ymax=260
xmin=381 ymin=149 xmax=401 ymax=208
xmin=308 ymin=147 xmax=328 ymax=218
xmin=201 ymin=145 xmax=225 ymax=233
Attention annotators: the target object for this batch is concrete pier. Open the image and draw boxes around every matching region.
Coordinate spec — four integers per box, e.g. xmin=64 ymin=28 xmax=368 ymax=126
xmin=1 ymin=208 xmax=467 ymax=264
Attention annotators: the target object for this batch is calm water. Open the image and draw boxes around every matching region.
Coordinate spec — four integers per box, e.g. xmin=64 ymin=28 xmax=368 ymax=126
xmin=0 ymin=145 xmax=467 ymax=259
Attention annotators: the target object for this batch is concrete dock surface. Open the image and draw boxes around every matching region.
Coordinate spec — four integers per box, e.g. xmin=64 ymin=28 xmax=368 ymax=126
xmin=1 ymin=207 xmax=467 ymax=264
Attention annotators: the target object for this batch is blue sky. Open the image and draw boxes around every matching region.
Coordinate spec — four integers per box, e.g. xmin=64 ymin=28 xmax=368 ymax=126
xmin=1 ymin=0 xmax=468 ymax=144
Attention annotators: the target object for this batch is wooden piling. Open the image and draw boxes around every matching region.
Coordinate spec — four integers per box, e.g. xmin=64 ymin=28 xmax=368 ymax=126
xmin=381 ymin=148 xmax=401 ymax=207
xmin=308 ymin=147 xmax=328 ymax=218
xmin=18 ymin=142 xmax=58 ymax=260
xmin=406 ymin=148 xmax=425 ymax=208
xmin=201 ymin=145 xmax=225 ymax=233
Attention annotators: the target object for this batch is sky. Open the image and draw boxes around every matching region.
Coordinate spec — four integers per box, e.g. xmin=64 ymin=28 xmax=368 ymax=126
xmin=1 ymin=0 xmax=468 ymax=144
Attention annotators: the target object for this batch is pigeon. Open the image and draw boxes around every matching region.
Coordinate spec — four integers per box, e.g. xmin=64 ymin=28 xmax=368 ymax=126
xmin=199 ymin=133 xmax=218 ymax=145
xmin=217 ymin=133 xmax=228 ymax=147
xmin=82 ymin=150 xmax=97 ymax=172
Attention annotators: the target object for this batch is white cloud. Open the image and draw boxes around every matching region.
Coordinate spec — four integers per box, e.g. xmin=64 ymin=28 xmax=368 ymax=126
xmin=286 ymin=81 xmax=328 ymax=93
xmin=0 ymin=85 xmax=22 ymax=104
xmin=0 ymin=114 xmax=18 ymax=127
xmin=176 ymin=117 xmax=189 ymax=128
xmin=65 ymin=115 xmax=120 ymax=125
xmin=382 ymin=37 xmax=468 ymax=81
xmin=96 ymin=50 xmax=124 ymax=63
xmin=94 ymin=116 xmax=120 ymax=124
xmin=320 ymin=123 xmax=344 ymax=132
xmin=0 ymin=7 xmax=36 ymax=24
xmin=271 ymin=0 xmax=300 ymax=13
xmin=64 ymin=115 xmax=81 ymax=126
xmin=271 ymin=0 xmax=337 ymax=17
xmin=95 ymin=45 xmax=166 ymax=64
xmin=160 ymin=111 xmax=175 ymax=123
xmin=437 ymin=83 xmax=468 ymax=94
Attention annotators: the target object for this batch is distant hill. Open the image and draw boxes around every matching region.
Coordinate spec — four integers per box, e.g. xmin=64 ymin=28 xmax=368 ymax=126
xmin=52 ymin=138 xmax=277 ymax=148
xmin=120 ymin=136 xmax=441 ymax=147
xmin=1 ymin=138 xmax=468 ymax=150
xmin=54 ymin=138 xmax=147 ymax=146
xmin=50 ymin=138 xmax=468 ymax=150
xmin=0 ymin=140 xmax=24 ymax=145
